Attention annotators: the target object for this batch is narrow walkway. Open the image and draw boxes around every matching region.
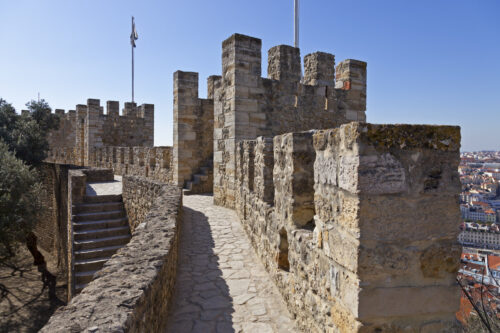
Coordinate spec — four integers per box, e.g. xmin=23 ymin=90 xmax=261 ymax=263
xmin=85 ymin=175 xmax=122 ymax=196
xmin=165 ymin=195 xmax=297 ymax=333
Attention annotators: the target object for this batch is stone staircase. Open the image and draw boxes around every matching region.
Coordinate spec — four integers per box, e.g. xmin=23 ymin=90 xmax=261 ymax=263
xmin=184 ymin=158 xmax=213 ymax=195
xmin=72 ymin=194 xmax=130 ymax=293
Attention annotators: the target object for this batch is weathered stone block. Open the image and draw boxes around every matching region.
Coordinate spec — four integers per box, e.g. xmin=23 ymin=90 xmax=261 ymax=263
xmin=274 ymin=131 xmax=316 ymax=227
xmin=303 ymin=52 xmax=335 ymax=86
xmin=254 ymin=137 xmax=274 ymax=204
xmin=267 ymin=45 xmax=301 ymax=82
xmin=309 ymin=122 xmax=461 ymax=329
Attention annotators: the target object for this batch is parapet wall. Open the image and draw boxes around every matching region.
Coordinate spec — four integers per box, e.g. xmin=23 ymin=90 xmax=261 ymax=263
xmin=122 ymin=176 xmax=169 ymax=233
xmin=41 ymin=177 xmax=182 ymax=332
xmin=46 ymin=145 xmax=173 ymax=184
xmin=212 ymin=33 xmax=367 ymax=208
xmin=235 ymin=122 xmax=462 ymax=332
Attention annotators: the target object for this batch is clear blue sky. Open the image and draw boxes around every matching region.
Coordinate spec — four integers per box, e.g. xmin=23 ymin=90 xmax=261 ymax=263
xmin=1 ymin=0 xmax=498 ymax=151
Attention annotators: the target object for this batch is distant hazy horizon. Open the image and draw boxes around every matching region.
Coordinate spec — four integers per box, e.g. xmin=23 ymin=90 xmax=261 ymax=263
xmin=1 ymin=0 xmax=498 ymax=151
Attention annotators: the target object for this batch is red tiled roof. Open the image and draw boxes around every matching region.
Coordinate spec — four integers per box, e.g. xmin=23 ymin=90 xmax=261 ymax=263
xmin=488 ymin=255 xmax=500 ymax=270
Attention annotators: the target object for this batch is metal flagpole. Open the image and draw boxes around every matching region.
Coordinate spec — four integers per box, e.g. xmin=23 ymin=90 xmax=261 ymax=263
xmin=130 ymin=16 xmax=138 ymax=102
xmin=294 ymin=0 xmax=299 ymax=48
xmin=131 ymin=16 xmax=135 ymax=103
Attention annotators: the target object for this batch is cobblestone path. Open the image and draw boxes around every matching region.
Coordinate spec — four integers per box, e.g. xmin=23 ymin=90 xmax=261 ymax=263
xmin=165 ymin=194 xmax=297 ymax=333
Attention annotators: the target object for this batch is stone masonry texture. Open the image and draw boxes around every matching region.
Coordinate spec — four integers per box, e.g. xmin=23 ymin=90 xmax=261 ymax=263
xmin=40 ymin=32 xmax=465 ymax=332
xmin=173 ymin=71 xmax=214 ymax=187
xmin=212 ymin=33 xmax=367 ymax=209
xmin=34 ymin=163 xmax=72 ymax=273
xmin=47 ymin=99 xmax=153 ymax=154
xmin=122 ymin=176 xmax=168 ymax=233
xmin=234 ymin=123 xmax=462 ymax=332
xmin=40 ymin=179 xmax=182 ymax=332
xmin=47 ymin=144 xmax=173 ymax=184
xmin=45 ymin=98 xmax=168 ymax=183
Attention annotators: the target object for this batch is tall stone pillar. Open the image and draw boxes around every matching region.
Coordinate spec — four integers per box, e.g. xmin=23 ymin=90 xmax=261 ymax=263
xmin=84 ymin=99 xmax=102 ymax=166
xmin=173 ymin=71 xmax=199 ymax=187
xmin=214 ymin=33 xmax=262 ymax=208
xmin=138 ymin=103 xmax=154 ymax=146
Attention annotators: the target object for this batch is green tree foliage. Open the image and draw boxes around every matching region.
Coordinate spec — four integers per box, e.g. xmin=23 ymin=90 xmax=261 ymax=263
xmin=0 ymin=98 xmax=59 ymax=166
xmin=25 ymin=99 xmax=60 ymax=134
xmin=0 ymin=98 xmax=58 ymax=255
xmin=0 ymin=140 xmax=42 ymax=257
xmin=0 ymin=98 xmax=61 ymax=303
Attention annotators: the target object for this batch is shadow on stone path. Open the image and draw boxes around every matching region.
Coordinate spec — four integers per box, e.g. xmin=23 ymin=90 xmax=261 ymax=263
xmin=164 ymin=195 xmax=296 ymax=333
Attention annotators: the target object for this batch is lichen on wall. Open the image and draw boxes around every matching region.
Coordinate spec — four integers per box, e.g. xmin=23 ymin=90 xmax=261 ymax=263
xmin=234 ymin=123 xmax=462 ymax=332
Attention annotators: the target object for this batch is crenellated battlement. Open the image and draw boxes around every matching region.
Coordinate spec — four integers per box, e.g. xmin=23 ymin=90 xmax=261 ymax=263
xmin=47 ymin=98 xmax=154 ymax=166
xmin=213 ymin=33 xmax=366 ymax=208
xmin=173 ymin=33 xmax=368 ymax=203
xmin=48 ymin=99 xmax=153 ymax=120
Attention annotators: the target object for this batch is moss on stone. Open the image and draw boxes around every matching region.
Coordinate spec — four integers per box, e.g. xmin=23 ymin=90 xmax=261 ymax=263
xmin=357 ymin=123 xmax=461 ymax=152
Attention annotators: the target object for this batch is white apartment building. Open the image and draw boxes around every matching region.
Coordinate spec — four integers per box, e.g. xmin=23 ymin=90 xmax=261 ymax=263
xmin=459 ymin=230 xmax=500 ymax=248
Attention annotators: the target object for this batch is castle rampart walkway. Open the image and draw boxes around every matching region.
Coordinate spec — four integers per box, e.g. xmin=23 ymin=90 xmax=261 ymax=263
xmin=165 ymin=194 xmax=297 ymax=333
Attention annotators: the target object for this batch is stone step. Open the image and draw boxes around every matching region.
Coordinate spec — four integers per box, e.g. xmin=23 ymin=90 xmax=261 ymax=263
xmin=83 ymin=195 xmax=122 ymax=204
xmin=73 ymin=202 xmax=124 ymax=214
xmin=75 ymin=270 xmax=97 ymax=285
xmin=74 ymin=235 xmax=130 ymax=251
xmin=184 ymin=181 xmax=193 ymax=191
xmin=74 ymin=257 xmax=109 ymax=273
xmin=74 ymin=244 xmax=124 ymax=261
xmin=73 ymin=217 xmax=128 ymax=232
xmin=73 ymin=210 xmax=125 ymax=222
xmin=74 ymin=226 xmax=130 ymax=241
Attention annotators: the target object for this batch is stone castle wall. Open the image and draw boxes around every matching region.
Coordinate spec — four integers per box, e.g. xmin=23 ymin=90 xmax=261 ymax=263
xmin=209 ymin=34 xmax=367 ymax=208
xmin=234 ymin=123 xmax=462 ymax=332
xmin=47 ymin=145 xmax=173 ymax=184
xmin=34 ymin=163 xmax=72 ymax=272
xmin=47 ymin=109 xmax=77 ymax=149
xmin=47 ymin=98 xmax=154 ymax=166
xmin=41 ymin=178 xmax=182 ymax=332
xmin=123 ymin=176 xmax=170 ymax=233
xmin=39 ymin=32 xmax=465 ymax=332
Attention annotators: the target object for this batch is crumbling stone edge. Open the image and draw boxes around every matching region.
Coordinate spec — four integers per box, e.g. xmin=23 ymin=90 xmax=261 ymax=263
xmin=40 ymin=176 xmax=182 ymax=333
